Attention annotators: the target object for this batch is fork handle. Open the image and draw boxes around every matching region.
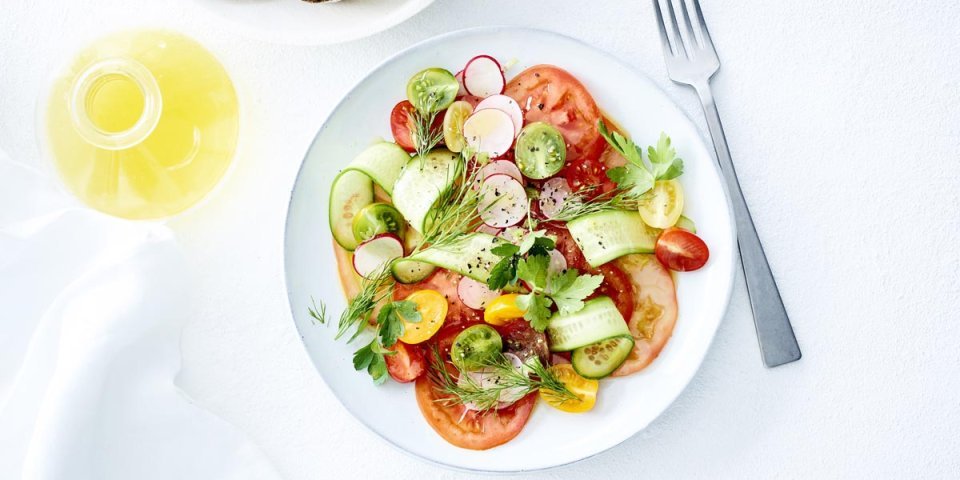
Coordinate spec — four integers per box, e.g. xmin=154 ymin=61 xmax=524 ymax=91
xmin=693 ymin=82 xmax=801 ymax=367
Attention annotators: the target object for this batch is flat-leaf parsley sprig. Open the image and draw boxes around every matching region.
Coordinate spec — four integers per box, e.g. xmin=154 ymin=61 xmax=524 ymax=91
xmin=515 ymin=254 xmax=604 ymax=332
xmin=352 ymin=300 xmax=421 ymax=384
xmin=599 ymin=120 xmax=683 ymax=197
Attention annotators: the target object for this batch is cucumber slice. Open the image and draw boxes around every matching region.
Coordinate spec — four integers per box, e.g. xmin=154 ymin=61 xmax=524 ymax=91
xmin=407 ymin=68 xmax=459 ymax=114
xmin=329 ymin=142 xmax=410 ymax=250
xmin=571 ymin=335 xmax=635 ymax=379
xmin=566 ymin=210 xmax=659 ymax=268
xmin=675 ymin=215 xmax=697 ymax=233
xmin=546 ymin=296 xmax=629 ymax=352
xmin=391 ymin=259 xmax=436 ymax=284
xmin=391 ymin=149 xmax=461 ymax=234
xmin=394 ymin=233 xmax=503 ymax=283
xmin=514 ymin=122 xmax=566 ymax=179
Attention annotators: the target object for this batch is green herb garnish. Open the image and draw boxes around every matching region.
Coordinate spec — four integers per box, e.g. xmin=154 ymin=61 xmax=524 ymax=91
xmin=599 ymin=120 xmax=683 ymax=197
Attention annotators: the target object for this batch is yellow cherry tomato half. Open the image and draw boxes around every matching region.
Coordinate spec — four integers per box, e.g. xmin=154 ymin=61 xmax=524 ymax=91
xmin=398 ymin=289 xmax=448 ymax=344
xmin=483 ymin=293 xmax=525 ymax=326
xmin=443 ymin=100 xmax=473 ymax=153
xmin=638 ymin=179 xmax=685 ymax=229
xmin=539 ymin=364 xmax=599 ymax=413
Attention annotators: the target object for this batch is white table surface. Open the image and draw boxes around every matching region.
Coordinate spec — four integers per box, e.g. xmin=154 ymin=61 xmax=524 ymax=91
xmin=3 ymin=1 xmax=959 ymax=478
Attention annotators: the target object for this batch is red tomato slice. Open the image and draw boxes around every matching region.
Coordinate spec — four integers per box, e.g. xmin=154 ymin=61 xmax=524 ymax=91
xmin=504 ymin=66 xmax=606 ymax=167
xmin=390 ymin=101 xmax=417 ymax=152
xmin=415 ymin=375 xmax=536 ymax=450
xmin=611 ymin=254 xmax=679 ymax=376
xmin=656 ymin=228 xmax=710 ymax=272
xmin=394 ymin=269 xmax=483 ymax=329
xmin=385 ymin=341 xmax=426 ymax=383
xmin=596 ymin=263 xmax=636 ymax=322
xmin=495 ymin=318 xmax=548 ymax=365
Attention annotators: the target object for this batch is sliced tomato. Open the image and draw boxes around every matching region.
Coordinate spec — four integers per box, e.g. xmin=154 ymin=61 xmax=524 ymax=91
xmin=656 ymin=227 xmax=710 ymax=272
xmin=596 ymin=263 xmax=635 ymax=322
xmin=495 ymin=318 xmax=549 ymax=365
xmin=385 ymin=341 xmax=426 ymax=383
xmin=611 ymin=254 xmax=678 ymax=376
xmin=415 ymin=375 xmax=536 ymax=450
xmin=390 ymin=101 xmax=417 ymax=152
xmin=505 ymin=66 xmax=606 ymax=167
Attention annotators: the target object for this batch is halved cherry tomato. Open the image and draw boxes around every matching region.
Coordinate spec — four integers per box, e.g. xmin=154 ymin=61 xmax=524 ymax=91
xmin=415 ymin=374 xmax=536 ymax=450
xmin=540 ymin=364 xmax=599 ymax=413
xmin=390 ymin=100 xmax=417 ymax=152
xmin=385 ymin=341 xmax=426 ymax=383
xmin=483 ymin=293 xmax=525 ymax=326
xmin=638 ymin=180 xmax=685 ymax=229
xmin=398 ymin=289 xmax=448 ymax=344
xmin=394 ymin=270 xmax=483 ymax=328
xmin=655 ymin=227 xmax=710 ymax=272
xmin=504 ymin=66 xmax=606 ymax=166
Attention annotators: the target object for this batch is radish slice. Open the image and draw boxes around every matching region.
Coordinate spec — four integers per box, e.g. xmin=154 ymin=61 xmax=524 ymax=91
xmin=460 ymin=353 xmax=525 ymax=411
xmin=478 ymin=174 xmax=527 ymax=228
xmin=499 ymin=226 xmax=526 ymax=244
xmin=539 ymin=177 xmax=572 ymax=219
xmin=475 ymin=224 xmax=502 ymax=236
xmin=352 ymin=234 xmax=403 ymax=279
xmin=475 ymin=95 xmax=524 ymax=137
xmin=463 ymin=109 xmax=515 ymax=157
xmin=458 ymin=276 xmax=501 ymax=310
xmin=547 ymin=249 xmax=568 ymax=275
xmin=472 ymin=160 xmax=523 ymax=190
xmin=455 ymin=70 xmax=467 ymax=96
xmin=463 ymin=55 xmax=505 ymax=98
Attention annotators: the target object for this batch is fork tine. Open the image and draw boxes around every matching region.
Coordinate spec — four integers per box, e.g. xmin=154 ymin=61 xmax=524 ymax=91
xmin=662 ymin=0 xmax=688 ymax=58
xmin=652 ymin=0 xmax=678 ymax=58
xmin=689 ymin=0 xmax=716 ymax=52
xmin=654 ymin=0 xmax=685 ymax=58
xmin=675 ymin=0 xmax=701 ymax=51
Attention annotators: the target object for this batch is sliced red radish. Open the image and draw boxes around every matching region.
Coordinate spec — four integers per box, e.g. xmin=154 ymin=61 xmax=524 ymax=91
xmin=478 ymin=174 xmax=527 ymax=228
xmin=455 ymin=70 xmax=467 ymax=96
xmin=457 ymin=276 xmax=501 ymax=310
xmin=539 ymin=177 xmax=572 ymax=219
xmin=352 ymin=234 xmax=403 ymax=279
xmin=463 ymin=108 xmax=515 ymax=157
xmin=472 ymin=159 xmax=523 ymax=190
xmin=547 ymin=249 xmax=568 ymax=275
xmin=460 ymin=353 xmax=525 ymax=411
xmin=475 ymin=224 xmax=502 ymax=236
xmin=463 ymin=55 xmax=505 ymax=98
xmin=475 ymin=95 xmax=523 ymax=136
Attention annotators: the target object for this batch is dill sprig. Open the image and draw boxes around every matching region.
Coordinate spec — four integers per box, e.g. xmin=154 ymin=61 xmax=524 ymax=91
xmin=547 ymin=186 xmax=642 ymax=222
xmin=426 ymin=347 xmax=578 ymax=412
xmin=308 ymin=296 xmax=328 ymax=325
xmin=410 ymin=150 xmax=492 ymax=254
xmin=336 ymin=265 xmax=395 ymax=341
xmin=409 ymin=102 xmax=444 ymax=160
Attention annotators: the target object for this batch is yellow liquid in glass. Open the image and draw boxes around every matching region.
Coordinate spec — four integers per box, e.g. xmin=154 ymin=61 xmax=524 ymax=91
xmin=46 ymin=30 xmax=239 ymax=219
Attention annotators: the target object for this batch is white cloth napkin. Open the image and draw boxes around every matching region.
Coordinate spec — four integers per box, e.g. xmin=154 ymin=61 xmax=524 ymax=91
xmin=0 ymin=154 xmax=281 ymax=480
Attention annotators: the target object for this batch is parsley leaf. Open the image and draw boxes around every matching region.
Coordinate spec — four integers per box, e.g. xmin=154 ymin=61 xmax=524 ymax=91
xmin=549 ymin=270 xmax=604 ymax=315
xmin=527 ymin=236 xmax=555 ymax=257
xmin=647 ymin=133 xmax=684 ymax=180
xmin=376 ymin=300 xmax=419 ymax=348
xmin=516 ymin=293 xmax=554 ymax=332
xmin=517 ymin=254 xmax=550 ymax=291
xmin=491 ymin=243 xmax=520 ymax=257
xmin=599 ymin=121 xmax=683 ymax=195
xmin=352 ymin=340 xmax=389 ymax=385
xmin=393 ymin=300 xmax=421 ymax=323
xmin=487 ymin=255 xmax=519 ymax=290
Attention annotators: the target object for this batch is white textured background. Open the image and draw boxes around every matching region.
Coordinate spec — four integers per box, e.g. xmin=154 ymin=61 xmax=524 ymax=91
xmin=2 ymin=0 xmax=959 ymax=478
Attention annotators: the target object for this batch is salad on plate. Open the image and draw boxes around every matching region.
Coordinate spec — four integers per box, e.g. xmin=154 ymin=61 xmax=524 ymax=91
xmin=315 ymin=54 xmax=711 ymax=450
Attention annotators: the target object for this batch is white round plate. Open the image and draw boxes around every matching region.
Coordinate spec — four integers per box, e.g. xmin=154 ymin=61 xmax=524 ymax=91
xmin=192 ymin=0 xmax=435 ymax=45
xmin=285 ymin=27 xmax=736 ymax=472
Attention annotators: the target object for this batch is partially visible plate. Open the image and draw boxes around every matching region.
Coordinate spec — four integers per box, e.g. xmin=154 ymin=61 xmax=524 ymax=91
xmin=192 ymin=0 xmax=435 ymax=45
xmin=284 ymin=27 xmax=736 ymax=472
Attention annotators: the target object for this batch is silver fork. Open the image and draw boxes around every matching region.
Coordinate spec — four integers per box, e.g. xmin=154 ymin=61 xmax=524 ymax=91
xmin=653 ymin=0 xmax=801 ymax=367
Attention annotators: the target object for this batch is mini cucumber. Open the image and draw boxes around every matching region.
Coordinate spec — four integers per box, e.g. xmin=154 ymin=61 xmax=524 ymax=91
xmin=391 ymin=149 xmax=460 ymax=234
xmin=546 ymin=296 xmax=629 ymax=352
xmin=571 ymin=335 xmax=635 ymax=379
xmin=393 ymin=233 xmax=504 ymax=283
xmin=566 ymin=210 xmax=659 ymax=268
xmin=329 ymin=142 xmax=410 ymax=250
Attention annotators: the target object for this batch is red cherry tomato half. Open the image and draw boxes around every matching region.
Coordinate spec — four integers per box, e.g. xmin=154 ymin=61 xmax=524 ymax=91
xmin=655 ymin=228 xmax=710 ymax=272
xmin=390 ymin=101 xmax=417 ymax=152
xmin=385 ymin=341 xmax=426 ymax=383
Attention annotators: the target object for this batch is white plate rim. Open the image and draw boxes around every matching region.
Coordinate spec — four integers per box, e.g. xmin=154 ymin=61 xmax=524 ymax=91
xmin=190 ymin=0 xmax=436 ymax=46
xmin=283 ymin=25 xmax=738 ymax=473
